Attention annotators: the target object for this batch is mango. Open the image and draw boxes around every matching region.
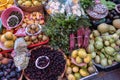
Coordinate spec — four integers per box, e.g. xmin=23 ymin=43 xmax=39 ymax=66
xmin=66 ymin=67 xmax=72 ymax=74
xmin=79 ymin=69 xmax=89 ymax=77
xmin=84 ymin=54 xmax=92 ymax=63
xmin=67 ymin=74 xmax=76 ymax=80
xmin=72 ymin=66 xmax=79 ymax=73
xmin=71 ymin=50 xmax=78 ymax=58
xmin=78 ymin=49 xmax=87 ymax=58
xmin=76 ymin=56 xmax=82 ymax=64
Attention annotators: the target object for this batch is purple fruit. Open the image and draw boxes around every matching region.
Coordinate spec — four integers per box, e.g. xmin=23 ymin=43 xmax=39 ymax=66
xmin=10 ymin=71 xmax=16 ymax=78
xmin=15 ymin=68 xmax=21 ymax=73
xmin=0 ymin=72 xmax=4 ymax=77
xmin=6 ymin=69 xmax=11 ymax=73
xmin=1 ymin=77 xmax=6 ymax=80
xmin=6 ymin=75 xmax=10 ymax=79
xmin=4 ymin=71 xmax=8 ymax=76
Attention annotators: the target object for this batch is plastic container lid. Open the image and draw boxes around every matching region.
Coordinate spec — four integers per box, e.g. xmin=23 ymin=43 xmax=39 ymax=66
xmin=25 ymin=24 xmax=42 ymax=36
xmin=35 ymin=56 xmax=50 ymax=69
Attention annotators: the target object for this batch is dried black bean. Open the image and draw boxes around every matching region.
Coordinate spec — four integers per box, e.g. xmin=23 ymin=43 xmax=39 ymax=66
xmin=25 ymin=46 xmax=66 ymax=80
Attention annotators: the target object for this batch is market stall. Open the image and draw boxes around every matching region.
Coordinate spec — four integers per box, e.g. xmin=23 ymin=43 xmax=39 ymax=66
xmin=0 ymin=0 xmax=120 ymax=80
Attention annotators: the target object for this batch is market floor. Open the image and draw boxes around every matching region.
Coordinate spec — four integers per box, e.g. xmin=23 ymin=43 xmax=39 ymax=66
xmin=92 ymin=68 xmax=120 ymax=80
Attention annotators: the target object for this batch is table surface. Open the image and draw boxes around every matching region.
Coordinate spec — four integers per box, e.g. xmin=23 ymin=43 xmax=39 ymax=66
xmin=92 ymin=68 xmax=120 ymax=80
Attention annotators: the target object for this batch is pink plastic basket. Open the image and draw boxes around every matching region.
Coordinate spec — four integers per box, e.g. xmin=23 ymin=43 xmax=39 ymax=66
xmin=1 ymin=6 xmax=24 ymax=30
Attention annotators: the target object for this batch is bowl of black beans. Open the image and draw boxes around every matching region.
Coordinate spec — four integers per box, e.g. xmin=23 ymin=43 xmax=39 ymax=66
xmin=1 ymin=6 xmax=24 ymax=30
xmin=24 ymin=45 xmax=66 ymax=80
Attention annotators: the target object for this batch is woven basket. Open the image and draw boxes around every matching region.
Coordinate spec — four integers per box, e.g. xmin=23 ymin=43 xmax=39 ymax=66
xmin=14 ymin=0 xmax=43 ymax=12
xmin=24 ymin=45 xmax=67 ymax=80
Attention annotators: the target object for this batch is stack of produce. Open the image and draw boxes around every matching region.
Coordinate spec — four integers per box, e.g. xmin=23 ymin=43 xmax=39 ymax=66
xmin=66 ymin=49 xmax=97 ymax=80
xmin=0 ymin=32 xmax=16 ymax=49
xmin=24 ymin=33 xmax=48 ymax=46
xmin=45 ymin=14 xmax=91 ymax=54
xmin=0 ymin=54 xmax=22 ymax=80
xmin=0 ymin=0 xmax=14 ymax=11
xmin=70 ymin=27 xmax=91 ymax=50
xmin=24 ymin=46 xmax=66 ymax=80
xmin=25 ymin=24 xmax=42 ymax=35
xmin=17 ymin=12 xmax=44 ymax=29
xmin=89 ymin=22 xmax=120 ymax=67
xmin=17 ymin=0 xmax=45 ymax=7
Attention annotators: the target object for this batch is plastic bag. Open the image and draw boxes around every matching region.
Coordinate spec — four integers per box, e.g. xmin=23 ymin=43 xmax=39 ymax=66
xmin=45 ymin=0 xmax=67 ymax=16
xmin=15 ymin=28 xmax=26 ymax=37
xmin=65 ymin=0 xmax=85 ymax=17
xmin=13 ymin=38 xmax=30 ymax=70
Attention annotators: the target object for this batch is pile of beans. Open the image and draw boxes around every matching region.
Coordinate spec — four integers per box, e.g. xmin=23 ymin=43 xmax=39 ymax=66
xmin=24 ymin=46 xmax=66 ymax=80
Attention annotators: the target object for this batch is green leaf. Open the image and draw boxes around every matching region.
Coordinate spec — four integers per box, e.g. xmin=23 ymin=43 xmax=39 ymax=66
xmin=101 ymin=0 xmax=107 ymax=5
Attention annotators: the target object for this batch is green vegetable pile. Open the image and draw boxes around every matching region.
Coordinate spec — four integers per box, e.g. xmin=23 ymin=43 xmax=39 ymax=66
xmin=44 ymin=14 xmax=91 ymax=54
xmin=88 ymin=22 xmax=120 ymax=67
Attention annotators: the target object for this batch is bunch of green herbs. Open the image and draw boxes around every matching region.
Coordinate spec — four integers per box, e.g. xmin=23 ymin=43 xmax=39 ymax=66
xmin=44 ymin=14 xmax=91 ymax=55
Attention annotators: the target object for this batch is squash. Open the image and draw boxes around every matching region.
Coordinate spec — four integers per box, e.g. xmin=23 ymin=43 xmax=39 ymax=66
xmin=97 ymin=23 xmax=109 ymax=33
xmin=113 ymin=19 xmax=120 ymax=29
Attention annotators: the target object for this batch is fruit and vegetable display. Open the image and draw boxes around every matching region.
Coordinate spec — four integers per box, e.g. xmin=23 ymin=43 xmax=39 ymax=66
xmin=45 ymin=14 xmax=91 ymax=54
xmin=16 ymin=12 xmax=44 ymax=30
xmin=89 ymin=22 xmax=120 ymax=68
xmin=24 ymin=33 xmax=48 ymax=46
xmin=66 ymin=49 xmax=97 ymax=80
xmin=0 ymin=0 xmax=120 ymax=80
xmin=24 ymin=46 xmax=66 ymax=80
